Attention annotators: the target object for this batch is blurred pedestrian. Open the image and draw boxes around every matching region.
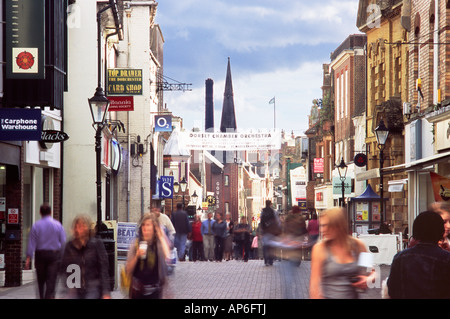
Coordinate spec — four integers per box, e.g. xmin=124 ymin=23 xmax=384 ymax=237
xmin=212 ymin=212 xmax=227 ymax=261
xmin=191 ymin=214 xmax=204 ymax=261
xmin=260 ymin=200 xmax=281 ymax=266
xmin=60 ymin=214 xmax=110 ymax=299
xmin=224 ymin=212 xmax=234 ymax=261
xmin=306 ymin=212 xmax=319 ymax=259
xmin=152 ymin=206 xmax=175 ymax=247
xmin=171 ymin=203 xmax=191 ymax=261
xmin=126 ymin=213 xmax=170 ymax=299
xmin=25 ymin=203 xmax=66 ymax=299
xmin=387 ymin=211 xmax=450 ymax=299
xmin=429 ymin=201 xmax=450 ymax=250
xmin=251 ymin=234 xmax=259 ymax=259
xmin=234 ymin=216 xmax=252 ymax=261
xmin=201 ymin=212 xmax=215 ymax=261
xmin=307 ymin=212 xmax=319 ymax=243
xmin=309 ymin=207 xmax=375 ymax=299
xmin=277 ymin=207 xmax=308 ymax=299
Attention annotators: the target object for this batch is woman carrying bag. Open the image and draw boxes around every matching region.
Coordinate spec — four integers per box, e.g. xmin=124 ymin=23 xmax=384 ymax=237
xmin=126 ymin=213 xmax=171 ymax=299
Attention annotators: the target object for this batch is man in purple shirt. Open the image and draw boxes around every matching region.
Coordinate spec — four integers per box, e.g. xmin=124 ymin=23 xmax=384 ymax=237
xmin=25 ymin=203 xmax=66 ymax=299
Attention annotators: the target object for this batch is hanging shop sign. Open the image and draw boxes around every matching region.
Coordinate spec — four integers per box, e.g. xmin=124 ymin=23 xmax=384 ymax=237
xmin=159 ymin=176 xmax=174 ymax=199
xmin=107 ymin=96 xmax=134 ymax=112
xmin=107 ymin=69 xmax=143 ymax=95
xmin=0 ymin=108 xmax=41 ymax=141
xmin=354 ymin=153 xmax=367 ymax=167
xmin=332 ymin=176 xmax=352 ymax=195
xmin=6 ymin=0 xmax=45 ymax=79
xmin=180 ymin=131 xmax=281 ymax=151
xmin=313 ymin=158 xmax=324 ymax=178
xmin=41 ymin=130 xmax=69 ymax=143
xmin=154 ymin=115 xmax=172 ymax=132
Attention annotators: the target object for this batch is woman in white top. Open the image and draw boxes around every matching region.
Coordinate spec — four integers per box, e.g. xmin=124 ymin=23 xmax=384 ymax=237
xmin=309 ymin=207 xmax=376 ymax=299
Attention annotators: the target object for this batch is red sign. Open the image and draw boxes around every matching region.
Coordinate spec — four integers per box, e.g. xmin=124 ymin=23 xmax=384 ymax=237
xmin=7 ymin=208 xmax=19 ymax=224
xmin=316 ymin=192 xmax=323 ymax=201
xmin=107 ymin=96 xmax=134 ymax=112
xmin=314 ymin=158 xmax=324 ymax=173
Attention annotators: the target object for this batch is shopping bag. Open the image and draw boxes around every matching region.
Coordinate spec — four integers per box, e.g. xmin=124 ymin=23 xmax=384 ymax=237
xmin=120 ymin=265 xmax=131 ymax=295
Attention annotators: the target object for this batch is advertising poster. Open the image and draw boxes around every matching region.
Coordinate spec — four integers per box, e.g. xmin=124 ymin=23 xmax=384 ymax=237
xmin=117 ymin=222 xmax=138 ymax=251
xmin=430 ymin=172 xmax=450 ymax=202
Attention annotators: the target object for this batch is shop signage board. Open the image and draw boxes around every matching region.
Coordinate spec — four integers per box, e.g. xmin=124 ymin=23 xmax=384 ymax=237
xmin=6 ymin=0 xmax=45 ymax=79
xmin=154 ymin=115 xmax=172 ymax=132
xmin=332 ymin=176 xmax=352 ymax=195
xmin=107 ymin=96 xmax=134 ymax=112
xmin=107 ymin=69 xmax=143 ymax=95
xmin=313 ymin=158 xmax=324 ymax=178
xmin=0 ymin=108 xmax=41 ymax=140
xmin=159 ymin=176 xmax=174 ymax=199
xmin=41 ymin=130 xmax=69 ymax=143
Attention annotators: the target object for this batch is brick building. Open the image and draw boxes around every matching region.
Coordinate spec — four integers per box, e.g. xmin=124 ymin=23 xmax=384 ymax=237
xmin=357 ymin=0 xmax=408 ymax=233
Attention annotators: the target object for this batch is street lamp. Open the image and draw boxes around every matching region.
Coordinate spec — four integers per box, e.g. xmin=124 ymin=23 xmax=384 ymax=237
xmin=173 ymin=181 xmax=180 ymax=193
xmin=174 ymin=177 xmax=188 ymax=209
xmin=88 ymin=88 xmax=110 ymax=235
xmin=375 ymin=119 xmax=389 ymax=226
xmin=179 ymin=177 xmax=187 ymax=209
xmin=336 ymin=157 xmax=348 ymax=208
xmin=191 ymin=190 xmax=198 ymax=206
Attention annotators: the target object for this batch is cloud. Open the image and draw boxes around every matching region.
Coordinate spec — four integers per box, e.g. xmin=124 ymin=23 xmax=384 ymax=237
xmin=165 ymin=60 xmax=323 ymax=134
xmin=157 ymin=0 xmax=360 ymax=51
xmin=156 ymin=0 xmax=362 ymax=134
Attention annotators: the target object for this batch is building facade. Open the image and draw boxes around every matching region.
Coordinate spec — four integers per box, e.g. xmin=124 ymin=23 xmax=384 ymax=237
xmin=357 ymin=0 xmax=408 ymax=234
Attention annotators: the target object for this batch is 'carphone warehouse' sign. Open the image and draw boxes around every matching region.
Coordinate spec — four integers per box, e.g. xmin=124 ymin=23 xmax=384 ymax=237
xmin=0 ymin=108 xmax=41 ymax=140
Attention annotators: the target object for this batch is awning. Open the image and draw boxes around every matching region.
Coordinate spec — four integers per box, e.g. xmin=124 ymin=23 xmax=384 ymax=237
xmin=406 ymin=150 xmax=450 ymax=169
xmin=382 ymin=150 xmax=450 ymax=174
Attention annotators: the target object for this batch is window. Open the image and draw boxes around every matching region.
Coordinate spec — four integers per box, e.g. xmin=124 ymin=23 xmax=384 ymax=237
xmin=224 ymin=175 xmax=229 ymax=186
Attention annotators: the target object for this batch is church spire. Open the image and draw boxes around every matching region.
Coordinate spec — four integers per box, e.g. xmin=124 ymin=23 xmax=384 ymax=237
xmin=220 ymin=57 xmax=237 ymax=133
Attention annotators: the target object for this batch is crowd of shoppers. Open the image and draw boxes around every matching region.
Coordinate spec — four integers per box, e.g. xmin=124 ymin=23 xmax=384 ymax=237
xmin=24 ymin=198 xmax=450 ymax=300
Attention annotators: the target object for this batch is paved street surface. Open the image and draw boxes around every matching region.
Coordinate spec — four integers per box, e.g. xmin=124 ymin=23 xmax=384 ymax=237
xmin=0 ymin=259 xmax=390 ymax=299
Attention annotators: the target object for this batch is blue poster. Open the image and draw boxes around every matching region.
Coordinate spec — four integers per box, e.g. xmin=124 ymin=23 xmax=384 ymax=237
xmin=0 ymin=108 xmax=41 ymax=140
xmin=159 ymin=176 xmax=174 ymax=199
xmin=154 ymin=115 xmax=172 ymax=132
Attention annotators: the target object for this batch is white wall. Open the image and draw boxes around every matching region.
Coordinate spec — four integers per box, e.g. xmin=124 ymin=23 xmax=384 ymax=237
xmin=62 ymin=0 xmax=100 ymax=233
xmin=115 ymin=4 xmax=159 ymax=222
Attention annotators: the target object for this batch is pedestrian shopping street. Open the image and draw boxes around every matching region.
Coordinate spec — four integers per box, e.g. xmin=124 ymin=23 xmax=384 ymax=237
xmin=0 ymin=258 xmax=389 ymax=300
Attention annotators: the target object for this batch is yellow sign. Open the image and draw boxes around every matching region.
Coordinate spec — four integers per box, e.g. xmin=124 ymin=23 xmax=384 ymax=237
xmin=206 ymin=195 xmax=216 ymax=206
xmin=107 ymin=69 xmax=143 ymax=95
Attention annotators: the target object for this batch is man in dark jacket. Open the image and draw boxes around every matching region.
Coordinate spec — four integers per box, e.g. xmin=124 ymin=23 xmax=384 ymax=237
xmin=387 ymin=211 xmax=450 ymax=298
xmin=260 ymin=200 xmax=281 ymax=266
xmin=171 ymin=203 xmax=191 ymax=261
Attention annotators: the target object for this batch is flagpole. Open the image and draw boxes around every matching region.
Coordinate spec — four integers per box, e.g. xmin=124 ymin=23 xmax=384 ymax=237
xmin=269 ymin=97 xmax=276 ymax=130
xmin=273 ymin=98 xmax=276 ymax=130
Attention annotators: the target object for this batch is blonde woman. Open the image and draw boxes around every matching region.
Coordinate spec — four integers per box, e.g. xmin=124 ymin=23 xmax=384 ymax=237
xmin=60 ymin=214 xmax=110 ymax=299
xmin=126 ymin=213 xmax=170 ymax=299
xmin=309 ymin=208 xmax=375 ymax=299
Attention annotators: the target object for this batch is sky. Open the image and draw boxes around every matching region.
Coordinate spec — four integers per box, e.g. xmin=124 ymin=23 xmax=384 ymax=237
xmin=155 ymin=0 xmax=362 ymax=135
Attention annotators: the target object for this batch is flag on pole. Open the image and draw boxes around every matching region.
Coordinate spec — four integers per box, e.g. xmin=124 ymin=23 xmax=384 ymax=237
xmin=269 ymin=97 xmax=275 ymax=104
